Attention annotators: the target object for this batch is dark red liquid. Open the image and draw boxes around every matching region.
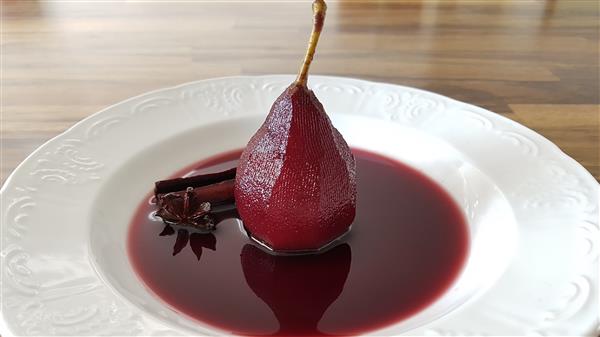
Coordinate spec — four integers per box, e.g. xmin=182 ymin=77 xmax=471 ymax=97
xmin=128 ymin=149 xmax=469 ymax=336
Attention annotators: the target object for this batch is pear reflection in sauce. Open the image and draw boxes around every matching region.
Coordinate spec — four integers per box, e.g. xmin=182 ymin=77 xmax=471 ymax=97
xmin=241 ymin=243 xmax=351 ymax=336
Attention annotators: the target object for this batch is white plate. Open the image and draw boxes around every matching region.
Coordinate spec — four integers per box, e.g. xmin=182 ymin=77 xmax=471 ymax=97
xmin=1 ymin=75 xmax=598 ymax=336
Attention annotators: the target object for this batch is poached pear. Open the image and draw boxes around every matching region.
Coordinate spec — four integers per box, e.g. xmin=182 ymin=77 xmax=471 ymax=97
xmin=235 ymin=0 xmax=357 ymax=251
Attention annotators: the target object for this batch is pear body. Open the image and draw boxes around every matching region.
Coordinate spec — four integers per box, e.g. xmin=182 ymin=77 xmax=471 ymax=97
xmin=234 ymin=83 xmax=356 ymax=251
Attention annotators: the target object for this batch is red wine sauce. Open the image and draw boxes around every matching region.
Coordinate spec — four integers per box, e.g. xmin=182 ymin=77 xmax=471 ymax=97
xmin=127 ymin=149 xmax=469 ymax=336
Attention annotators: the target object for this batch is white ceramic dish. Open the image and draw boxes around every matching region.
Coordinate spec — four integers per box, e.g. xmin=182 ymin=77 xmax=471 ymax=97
xmin=1 ymin=75 xmax=598 ymax=336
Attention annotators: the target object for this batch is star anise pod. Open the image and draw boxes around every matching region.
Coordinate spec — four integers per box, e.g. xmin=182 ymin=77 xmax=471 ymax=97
xmin=154 ymin=168 xmax=236 ymax=230
xmin=156 ymin=187 xmax=213 ymax=230
xmin=158 ymin=206 xmax=237 ymax=259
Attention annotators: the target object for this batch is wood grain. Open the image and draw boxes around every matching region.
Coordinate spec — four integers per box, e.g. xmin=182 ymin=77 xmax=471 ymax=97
xmin=2 ymin=0 xmax=599 ymax=182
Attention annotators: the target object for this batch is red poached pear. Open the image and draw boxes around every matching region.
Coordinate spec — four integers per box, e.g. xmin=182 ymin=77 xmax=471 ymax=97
xmin=234 ymin=0 xmax=357 ymax=251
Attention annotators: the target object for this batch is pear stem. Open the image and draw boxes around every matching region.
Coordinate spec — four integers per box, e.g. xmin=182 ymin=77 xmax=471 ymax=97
xmin=295 ymin=0 xmax=327 ymax=87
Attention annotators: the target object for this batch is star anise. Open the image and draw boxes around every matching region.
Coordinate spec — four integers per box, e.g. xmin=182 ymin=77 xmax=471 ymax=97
xmin=154 ymin=168 xmax=236 ymax=230
xmin=156 ymin=187 xmax=214 ymax=230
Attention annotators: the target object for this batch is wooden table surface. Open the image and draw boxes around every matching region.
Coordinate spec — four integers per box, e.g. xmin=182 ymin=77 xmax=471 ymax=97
xmin=2 ymin=0 xmax=599 ymax=183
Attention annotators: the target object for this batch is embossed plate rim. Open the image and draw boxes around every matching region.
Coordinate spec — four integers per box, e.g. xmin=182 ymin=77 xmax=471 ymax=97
xmin=1 ymin=75 xmax=598 ymax=336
